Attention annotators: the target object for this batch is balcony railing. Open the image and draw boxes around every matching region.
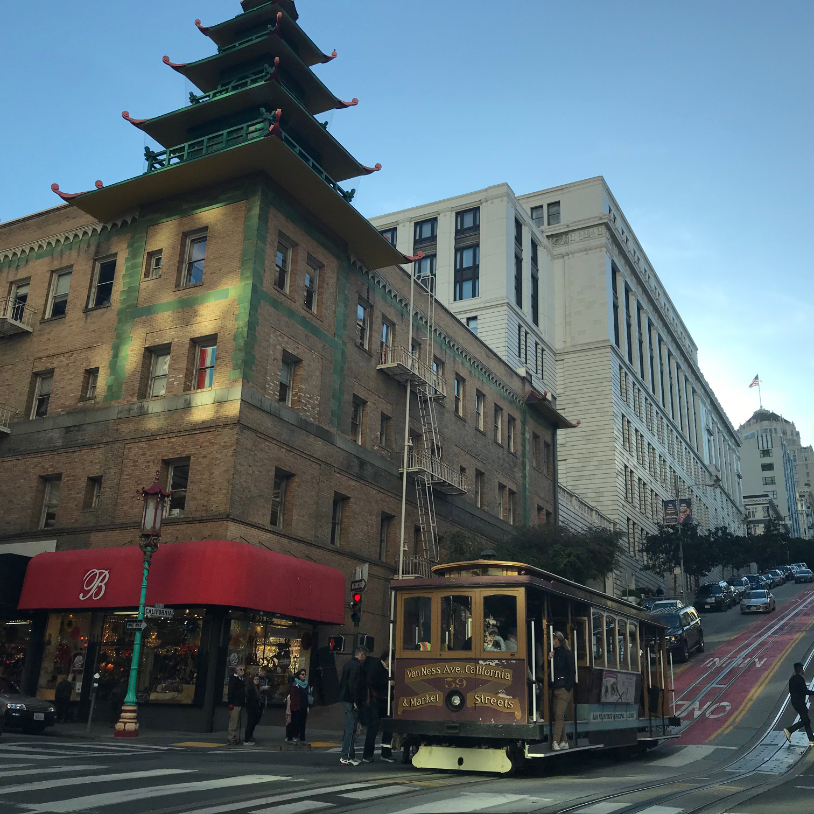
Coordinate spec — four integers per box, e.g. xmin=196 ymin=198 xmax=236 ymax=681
xmin=189 ymin=64 xmax=273 ymax=105
xmin=0 ymin=297 xmax=36 ymax=336
xmin=144 ymin=113 xmax=356 ymax=203
xmin=402 ymin=449 xmax=467 ymax=495
xmin=395 ymin=555 xmax=434 ymax=579
xmin=0 ymin=403 xmax=14 ymax=433
xmin=377 ymin=345 xmax=445 ymax=397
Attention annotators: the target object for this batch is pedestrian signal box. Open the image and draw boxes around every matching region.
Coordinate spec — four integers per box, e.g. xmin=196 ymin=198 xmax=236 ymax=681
xmin=359 ymin=635 xmax=375 ymax=652
xmin=327 ymin=636 xmax=346 ymax=652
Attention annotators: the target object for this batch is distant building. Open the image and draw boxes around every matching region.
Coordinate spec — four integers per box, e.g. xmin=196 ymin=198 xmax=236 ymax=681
xmin=743 ymin=493 xmax=784 ymax=536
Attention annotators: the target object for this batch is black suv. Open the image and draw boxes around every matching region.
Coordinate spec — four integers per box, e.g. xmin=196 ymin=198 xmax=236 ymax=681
xmin=695 ymin=582 xmax=732 ymax=612
xmin=652 ymin=606 xmax=704 ymax=662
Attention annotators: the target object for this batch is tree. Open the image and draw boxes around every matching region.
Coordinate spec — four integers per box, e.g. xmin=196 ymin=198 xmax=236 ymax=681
xmin=748 ymin=518 xmax=791 ymax=571
xmin=707 ymin=526 xmax=751 ymax=576
xmin=641 ymin=523 xmax=716 ymax=581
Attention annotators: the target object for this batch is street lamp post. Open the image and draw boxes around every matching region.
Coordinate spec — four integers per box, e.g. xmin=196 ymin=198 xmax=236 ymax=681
xmin=114 ymin=472 xmax=170 ymax=738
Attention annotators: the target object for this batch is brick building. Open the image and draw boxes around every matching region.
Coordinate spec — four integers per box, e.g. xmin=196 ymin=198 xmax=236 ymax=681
xmin=0 ymin=0 xmax=569 ymax=731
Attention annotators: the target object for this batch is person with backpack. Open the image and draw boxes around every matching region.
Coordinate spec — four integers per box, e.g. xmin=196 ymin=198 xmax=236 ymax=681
xmin=338 ymin=646 xmax=368 ymax=766
xmin=286 ymin=669 xmax=312 ymax=742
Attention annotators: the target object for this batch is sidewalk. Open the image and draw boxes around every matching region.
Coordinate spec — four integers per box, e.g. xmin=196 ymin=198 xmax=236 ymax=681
xmin=42 ymin=703 xmax=348 ymax=748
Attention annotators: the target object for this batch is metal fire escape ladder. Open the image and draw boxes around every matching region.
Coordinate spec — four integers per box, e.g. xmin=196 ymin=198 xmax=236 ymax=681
xmin=414 ymin=385 xmax=441 ymax=563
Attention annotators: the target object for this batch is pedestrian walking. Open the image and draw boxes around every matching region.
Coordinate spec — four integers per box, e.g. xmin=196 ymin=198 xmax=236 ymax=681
xmin=362 ymin=652 xmax=389 ymax=762
xmin=285 ymin=669 xmax=312 ymax=742
xmin=784 ymin=662 xmax=814 ymax=746
xmin=243 ymin=673 xmax=264 ymax=746
xmin=54 ymin=677 xmax=72 ymax=724
xmin=226 ymin=665 xmax=246 ymax=745
xmin=549 ymin=630 xmax=576 ymax=751
xmin=338 ymin=646 xmax=368 ymax=766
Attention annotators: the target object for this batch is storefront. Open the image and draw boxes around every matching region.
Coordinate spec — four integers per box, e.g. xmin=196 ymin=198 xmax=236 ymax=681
xmin=16 ymin=540 xmax=345 ymax=732
xmin=1 ymin=553 xmax=34 ymax=688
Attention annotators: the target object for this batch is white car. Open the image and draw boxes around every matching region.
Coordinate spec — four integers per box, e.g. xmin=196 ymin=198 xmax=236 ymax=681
xmin=741 ymin=589 xmax=776 ymax=614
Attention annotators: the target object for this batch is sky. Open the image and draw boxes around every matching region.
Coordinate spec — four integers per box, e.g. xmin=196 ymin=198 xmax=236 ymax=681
xmin=2 ymin=0 xmax=812 ymax=445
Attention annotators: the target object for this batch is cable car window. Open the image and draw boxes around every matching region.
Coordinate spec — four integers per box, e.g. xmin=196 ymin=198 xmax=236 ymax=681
xmin=402 ymin=596 xmax=433 ymax=651
xmin=618 ymin=619 xmax=627 ymax=669
xmin=628 ymin=622 xmax=639 ymax=671
xmin=606 ymin=616 xmax=617 ymax=668
xmin=483 ymin=594 xmax=518 ymax=653
xmin=592 ymin=612 xmax=605 ymax=666
xmin=441 ymin=595 xmax=472 ymax=651
xmin=574 ymin=617 xmax=589 ymax=666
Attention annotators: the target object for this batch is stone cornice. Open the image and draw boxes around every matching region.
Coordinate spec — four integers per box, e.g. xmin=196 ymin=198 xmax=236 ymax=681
xmin=0 ymin=212 xmax=139 ymax=265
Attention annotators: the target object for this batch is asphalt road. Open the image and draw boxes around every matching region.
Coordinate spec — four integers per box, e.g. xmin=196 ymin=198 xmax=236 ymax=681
xmin=1 ymin=579 xmax=813 ymax=814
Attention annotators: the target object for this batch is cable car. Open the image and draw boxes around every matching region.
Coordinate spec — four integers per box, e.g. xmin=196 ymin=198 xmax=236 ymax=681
xmin=385 ymin=558 xmax=678 ymax=773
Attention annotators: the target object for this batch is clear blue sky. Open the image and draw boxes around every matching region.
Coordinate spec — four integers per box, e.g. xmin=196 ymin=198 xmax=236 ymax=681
xmin=2 ymin=0 xmax=811 ymax=445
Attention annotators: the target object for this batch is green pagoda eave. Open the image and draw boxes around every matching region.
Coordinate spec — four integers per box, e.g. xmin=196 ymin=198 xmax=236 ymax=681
xmin=51 ymin=137 xmax=406 ymax=271
xmin=196 ymin=4 xmax=334 ymax=66
xmin=123 ymin=80 xmax=375 ymax=182
xmin=242 ymin=0 xmax=296 ymax=18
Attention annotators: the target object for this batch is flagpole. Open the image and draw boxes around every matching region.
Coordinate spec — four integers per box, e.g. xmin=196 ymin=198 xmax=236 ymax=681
xmin=758 ymin=379 xmax=762 ymax=409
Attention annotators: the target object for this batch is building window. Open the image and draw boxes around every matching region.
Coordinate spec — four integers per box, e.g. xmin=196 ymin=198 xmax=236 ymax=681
xmin=454 ymin=376 xmax=465 ymax=418
xmin=165 ymin=460 xmax=190 ymax=517
xmin=83 ymin=476 xmax=102 ymax=510
xmin=466 ymin=316 xmax=478 ymax=334
xmin=10 ymin=279 xmax=29 ymax=322
xmin=508 ymin=489 xmax=516 ymax=525
xmin=89 ymin=258 xmax=116 ymax=308
xmin=514 ymin=217 xmax=523 ymax=247
xmin=455 ymin=207 xmax=480 ymax=234
xmin=351 ymin=397 xmax=366 ymax=444
xmin=763 ymin=477 xmax=776 ymax=485
xmin=760 ymin=449 xmax=772 ymax=458
xmin=379 ymin=413 xmax=390 ymax=448
xmin=193 ymin=343 xmax=217 ymax=390
xmin=415 ymin=254 xmax=436 ymax=286
xmin=357 ymin=301 xmax=370 ymax=349
xmin=508 ymin=415 xmax=516 ymax=453
xmin=80 ymin=368 xmax=99 ymax=402
xmin=475 ymin=390 xmax=484 ymax=431
xmin=531 ymin=270 xmax=539 ymax=326
xmin=494 ymin=405 xmax=503 ymax=445
xmin=534 ymin=341 xmax=540 ymax=376
xmin=533 ymin=433 xmax=541 ymax=469
xmin=636 ymin=302 xmax=645 ymax=379
xmin=279 ymin=355 xmax=297 ymax=406
xmin=547 ymin=201 xmax=561 ymax=225
xmin=768 ymin=490 xmax=777 ymax=500
xmin=524 ymin=331 xmax=529 ymax=365
xmin=761 ymin=463 xmax=774 ymax=472
xmin=414 ymin=217 xmax=437 ymax=244
xmin=275 ymin=241 xmax=291 ymax=292
xmin=39 ymin=476 xmax=61 ymax=529
xmin=379 ymin=319 xmax=394 ymax=363
xmin=498 ymin=483 xmax=507 ymax=520
xmin=330 ymin=495 xmax=346 ymax=546
xmin=517 ymin=324 xmax=523 ymax=357
xmin=148 ymin=350 xmax=170 ymax=398
xmin=379 ymin=227 xmax=397 ymax=244
xmin=611 ymin=271 xmax=620 ymax=348
xmin=270 ymin=469 xmax=290 ymax=529
xmin=31 ymin=372 xmax=53 ymax=419
xmin=379 ymin=514 xmax=392 ymax=561
xmin=145 ymin=250 xmax=162 ymax=280
xmin=304 ymin=256 xmax=320 ymax=312
xmin=454 ymin=245 xmax=479 ymax=300
xmin=182 ymin=235 xmax=207 ymax=287
xmin=624 ymin=284 xmax=633 ymax=364
xmin=514 ymin=254 xmax=523 ymax=307
xmin=544 ymin=441 xmax=552 ymax=476
xmin=475 ymin=470 xmax=484 ymax=508
xmin=46 ymin=269 xmax=71 ymax=319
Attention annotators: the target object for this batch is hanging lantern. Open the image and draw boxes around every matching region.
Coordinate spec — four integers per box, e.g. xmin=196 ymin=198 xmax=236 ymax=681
xmin=140 ymin=472 xmax=171 ymax=537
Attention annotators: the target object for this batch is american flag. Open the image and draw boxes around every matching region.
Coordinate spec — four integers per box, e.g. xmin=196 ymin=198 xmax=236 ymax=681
xmin=749 ymin=375 xmax=760 ymax=388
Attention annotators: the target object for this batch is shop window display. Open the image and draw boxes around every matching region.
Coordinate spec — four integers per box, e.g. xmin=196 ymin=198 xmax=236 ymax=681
xmin=1 ymin=620 xmax=31 ymax=686
xmin=223 ymin=612 xmax=310 ymax=705
xmin=37 ymin=613 xmax=91 ymax=701
xmin=96 ymin=609 xmax=203 ymax=705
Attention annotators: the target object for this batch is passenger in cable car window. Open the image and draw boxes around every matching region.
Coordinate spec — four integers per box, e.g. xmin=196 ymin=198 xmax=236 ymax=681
xmin=504 ymin=627 xmax=519 ymax=652
xmin=485 ymin=628 xmax=505 ymax=651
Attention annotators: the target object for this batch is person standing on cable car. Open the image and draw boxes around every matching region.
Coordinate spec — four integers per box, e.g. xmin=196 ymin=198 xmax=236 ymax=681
xmin=549 ymin=631 xmax=575 ymax=751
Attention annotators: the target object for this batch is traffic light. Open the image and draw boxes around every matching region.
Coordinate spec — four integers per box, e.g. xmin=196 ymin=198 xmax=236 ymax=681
xmin=350 ymin=592 xmax=362 ymax=627
xmin=359 ymin=635 xmax=375 ymax=652
xmin=328 ymin=636 xmax=346 ymax=652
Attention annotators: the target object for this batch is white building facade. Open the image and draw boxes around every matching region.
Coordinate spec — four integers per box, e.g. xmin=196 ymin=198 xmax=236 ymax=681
xmin=372 ymin=176 xmax=745 ymax=596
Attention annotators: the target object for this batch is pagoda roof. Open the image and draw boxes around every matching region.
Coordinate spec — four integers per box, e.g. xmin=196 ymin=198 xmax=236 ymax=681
xmin=242 ymin=0 xmax=297 ymax=18
xmin=51 ymin=135 xmax=406 ymax=271
xmin=163 ymin=27 xmax=353 ymax=115
xmin=196 ymin=4 xmax=333 ymax=67
xmin=123 ymin=78 xmax=379 ymax=183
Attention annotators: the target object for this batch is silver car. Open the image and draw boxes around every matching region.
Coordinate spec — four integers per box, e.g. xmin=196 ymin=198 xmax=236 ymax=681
xmin=0 ymin=677 xmax=56 ymax=734
xmin=741 ymin=589 xmax=776 ymax=614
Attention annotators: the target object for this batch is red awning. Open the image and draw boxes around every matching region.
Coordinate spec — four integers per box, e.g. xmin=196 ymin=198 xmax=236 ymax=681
xmin=17 ymin=539 xmax=345 ymax=624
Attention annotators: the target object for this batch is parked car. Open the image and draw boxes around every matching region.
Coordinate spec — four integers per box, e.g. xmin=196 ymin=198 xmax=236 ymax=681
xmin=727 ymin=576 xmax=751 ymax=600
xmin=0 ymin=677 xmax=55 ymax=734
xmin=741 ymin=589 xmax=776 ymax=614
xmin=745 ymin=573 xmax=763 ymax=589
xmin=768 ymin=569 xmax=785 ymax=586
xmin=795 ymin=568 xmax=814 ymax=584
xmin=761 ymin=572 xmax=780 ymax=589
xmin=792 ymin=562 xmax=809 ymax=571
xmin=695 ymin=582 xmax=731 ymax=612
xmin=650 ymin=599 xmax=686 ymax=612
xmin=778 ymin=566 xmax=795 ymax=581
xmin=651 ymin=606 xmax=704 ymax=662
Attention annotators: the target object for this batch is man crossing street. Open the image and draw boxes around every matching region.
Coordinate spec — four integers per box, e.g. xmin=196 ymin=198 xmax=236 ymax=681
xmin=784 ymin=662 xmax=814 ymax=746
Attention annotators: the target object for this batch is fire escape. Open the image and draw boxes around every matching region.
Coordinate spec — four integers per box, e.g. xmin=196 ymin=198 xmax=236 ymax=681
xmin=377 ymin=268 xmax=466 ymax=578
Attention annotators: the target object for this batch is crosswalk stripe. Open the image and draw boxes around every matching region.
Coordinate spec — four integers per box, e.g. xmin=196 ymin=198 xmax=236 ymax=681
xmin=253 ymin=804 xmax=332 ymax=814
xmin=395 ymin=793 xmax=552 ymax=813
xmin=0 ymin=766 xmax=99 ymax=780
xmin=0 ymin=749 xmax=146 ymax=760
xmin=19 ymin=774 xmax=291 ymax=813
xmin=0 ymin=768 xmax=192 ymax=795
xmin=636 ymin=807 xmax=684 ymax=814
xmin=340 ymin=785 xmax=414 ymax=800
xmin=580 ymin=804 xmax=629 ymax=814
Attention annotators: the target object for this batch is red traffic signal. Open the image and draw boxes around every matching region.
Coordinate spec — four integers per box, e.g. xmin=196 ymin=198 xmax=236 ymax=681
xmin=328 ymin=635 xmax=346 ymax=652
xmin=352 ymin=592 xmax=362 ymax=603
